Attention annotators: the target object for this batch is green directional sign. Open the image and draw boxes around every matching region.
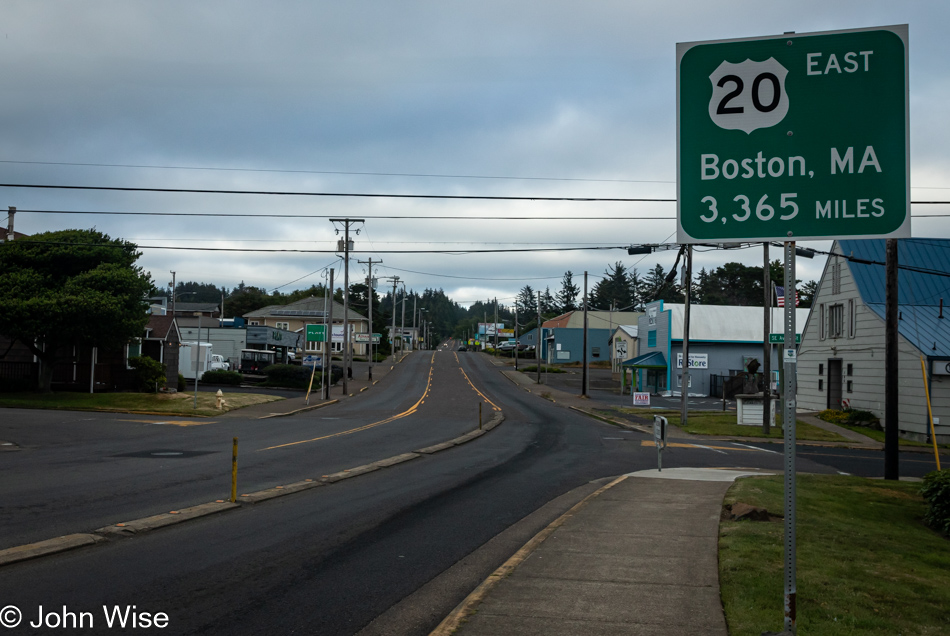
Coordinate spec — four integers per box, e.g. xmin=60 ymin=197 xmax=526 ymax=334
xmin=770 ymin=333 xmax=802 ymax=344
xmin=677 ymin=25 xmax=909 ymax=243
xmin=306 ymin=324 xmax=327 ymax=342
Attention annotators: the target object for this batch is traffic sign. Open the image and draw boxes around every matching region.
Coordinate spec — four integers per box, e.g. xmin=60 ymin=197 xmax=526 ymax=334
xmin=677 ymin=25 xmax=909 ymax=243
xmin=306 ymin=324 xmax=327 ymax=342
xmin=769 ymin=333 xmax=802 ymax=344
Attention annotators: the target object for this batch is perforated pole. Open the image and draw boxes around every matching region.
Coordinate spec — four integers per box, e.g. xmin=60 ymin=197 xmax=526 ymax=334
xmin=782 ymin=241 xmax=797 ymax=633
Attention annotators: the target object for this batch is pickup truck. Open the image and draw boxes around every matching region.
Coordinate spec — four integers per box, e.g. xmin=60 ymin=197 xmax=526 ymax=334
xmin=209 ymin=354 xmax=230 ymax=371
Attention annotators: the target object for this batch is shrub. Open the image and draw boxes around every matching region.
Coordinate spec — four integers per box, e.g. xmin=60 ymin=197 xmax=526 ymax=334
xmin=921 ymin=470 xmax=950 ymax=536
xmin=818 ymin=409 xmax=849 ymax=425
xmin=819 ymin=407 xmax=882 ymax=429
xmin=177 ymin=373 xmax=186 ymax=392
xmin=261 ymin=363 xmax=314 ymax=389
xmin=201 ymin=369 xmax=243 ymax=385
xmin=128 ymin=356 xmax=166 ymax=392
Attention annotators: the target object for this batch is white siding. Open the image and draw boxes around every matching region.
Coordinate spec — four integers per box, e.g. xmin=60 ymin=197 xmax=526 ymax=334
xmin=797 ymin=245 xmax=938 ymax=441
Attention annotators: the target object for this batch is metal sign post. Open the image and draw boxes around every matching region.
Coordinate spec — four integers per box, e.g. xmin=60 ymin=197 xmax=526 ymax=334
xmin=653 ymin=415 xmax=668 ymax=471
xmin=782 ymin=242 xmax=798 ymax=632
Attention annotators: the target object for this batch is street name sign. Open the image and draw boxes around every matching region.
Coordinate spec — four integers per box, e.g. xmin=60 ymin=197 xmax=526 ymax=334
xmin=677 ymin=25 xmax=909 ymax=243
xmin=769 ymin=333 xmax=802 ymax=344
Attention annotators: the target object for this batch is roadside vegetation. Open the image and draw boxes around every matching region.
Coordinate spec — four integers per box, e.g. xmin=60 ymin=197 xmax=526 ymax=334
xmin=0 ymin=391 xmax=282 ymax=417
xmin=719 ymin=474 xmax=950 ymax=635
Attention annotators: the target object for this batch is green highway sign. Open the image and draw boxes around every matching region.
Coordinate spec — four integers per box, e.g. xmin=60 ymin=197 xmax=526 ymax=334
xmin=306 ymin=324 xmax=327 ymax=342
xmin=770 ymin=333 xmax=802 ymax=344
xmin=677 ymin=25 xmax=909 ymax=243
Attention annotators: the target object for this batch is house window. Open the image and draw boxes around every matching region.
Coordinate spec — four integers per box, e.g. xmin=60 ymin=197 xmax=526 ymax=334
xmin=677 ymin=374 xmax=692 ymax=388
xmin=592 ymin=347 xmax=600 ymax=358
xmin=819 ymin=379 xmax=824 ymax=391
xmin=305 ymin=340 xmax=323 ymax=352
xmin=331 ymin=341 xmax=343 ymax=353
xmin=819 ymin=363 xmax=824 ymax=375
xmin=275 ymin=322 xmax=289 ymax=331
xmin=847 ymin=380 xmax=853 ymax=393
xmin=819 ymin=304 xmax=825 ymax=340
xmin=828 ymin=304 xmax=844 ymax=339
xmin=249 ymin=320 xmax=259 ymax=326
xmin=847 ymin=363 xmax=853 ymax=376
xmin=848 ymin=299 xmax=856 ymax=338
xmin=648 ymin=330 xmax=656 ymax=348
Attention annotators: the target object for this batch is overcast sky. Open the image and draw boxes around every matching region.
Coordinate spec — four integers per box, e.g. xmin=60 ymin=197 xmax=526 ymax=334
xmin=2 ymin=1 xmax=947 ymax=309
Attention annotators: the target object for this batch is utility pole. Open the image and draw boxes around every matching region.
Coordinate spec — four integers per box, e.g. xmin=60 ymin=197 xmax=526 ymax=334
xmin=412 ymin=294 xmax=417 ymax=351
xmin=536 ymin=290 xmax=542 ymax=385
xmin=6 ymin=206 xmax=15 ymax=241
xmin=389 ymin=277 xmax=400 ymax=362
xmin=326 ymin=268 xmax=334 ymax=400
xmin=493 ymin=298 xmax=498 ymax=355
xmin=582 ymin=271 xmax=589 ymax=398
xmin=885 ymin=239 xmax=900 ymax=480
xmin=400 ymin=282 xmax=407 ymax=361
xmin=681 ymin=246 xmax=693 ymax=428
xmin=514 ymin=303 xmax=519 ymax=370
xmin=358 ymin=258 xmax=379 ymax=380
xmin=331 ymin=218 xmax=363 ymax=396
xmin=169 ymin=271 xmax=176 ymax=316
xmin=763 ymin=243 xmax=772 ymax=435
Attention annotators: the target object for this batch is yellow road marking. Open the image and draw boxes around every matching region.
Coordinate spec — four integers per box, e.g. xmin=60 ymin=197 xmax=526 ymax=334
xmin=459 ymin=367 xmax=501 ymax=411
xmin=120 ymin=419 xmax=214 ymax=427
xmin=259 ymin=365 xmax=435 ymax=451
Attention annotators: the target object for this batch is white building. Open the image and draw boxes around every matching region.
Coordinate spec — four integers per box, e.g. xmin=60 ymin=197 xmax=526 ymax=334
xmin=797 ymin=239 xmax=950 ymax=444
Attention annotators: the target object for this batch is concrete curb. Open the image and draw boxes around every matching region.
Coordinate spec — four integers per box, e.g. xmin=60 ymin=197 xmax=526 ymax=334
xmin=0 ymin=533 xmax=107 ymax=567
xmin=428 ymin=474 xmax=629 ymax=636
xmin=258 ymin=399 xmax=340 ymax=420
xmin=0 ymin=411 xmax=506 ymax=568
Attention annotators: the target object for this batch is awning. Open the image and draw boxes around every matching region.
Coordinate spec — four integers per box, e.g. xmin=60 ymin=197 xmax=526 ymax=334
xmin=621 ymin=351 xmax=667 ymax=369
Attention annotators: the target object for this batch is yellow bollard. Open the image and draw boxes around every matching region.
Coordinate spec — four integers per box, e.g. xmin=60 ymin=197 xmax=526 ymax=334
xmin=231 ymin=437 xmax=239 ymax=503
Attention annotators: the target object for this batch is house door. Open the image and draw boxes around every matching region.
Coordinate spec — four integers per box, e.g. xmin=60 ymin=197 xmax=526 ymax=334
xmin=827 ymin=359 xmax=843 ymax=409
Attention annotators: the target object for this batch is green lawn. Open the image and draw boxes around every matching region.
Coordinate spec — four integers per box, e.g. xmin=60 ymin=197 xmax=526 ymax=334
xmin=720 ymin=474 xmax=950 ymax=636
xmin=612 ymin=409 xmax=849 ymax=442
xmin=833 ymin=422 xmax=950 ymax=450
xmin=0 ymin=391 xmax=283 ymax=417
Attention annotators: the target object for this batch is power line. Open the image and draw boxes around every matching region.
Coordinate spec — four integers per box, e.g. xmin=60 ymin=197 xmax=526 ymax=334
xmin=0 ymin=182 xmax=674 ymax=202
xmin=0 ymin=159 xmax=674 ymax=185
xmin=19 ymin=208 xmax=674 ymax=220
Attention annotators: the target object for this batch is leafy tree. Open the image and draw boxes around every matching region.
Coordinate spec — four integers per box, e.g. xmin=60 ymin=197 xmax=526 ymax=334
xmin=556 ymin=271 xmax=580 ymax=312
xmin=0 ymin=229 xmax=153 ymax=392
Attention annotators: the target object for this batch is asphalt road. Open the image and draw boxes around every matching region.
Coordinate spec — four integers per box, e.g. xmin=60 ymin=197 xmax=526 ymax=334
xmin=0 ymin=343 xmax=927 ymax=635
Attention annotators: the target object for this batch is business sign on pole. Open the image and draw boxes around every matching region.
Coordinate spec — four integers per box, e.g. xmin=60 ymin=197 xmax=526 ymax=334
xmin=677 ymin=25 xmax=909 ymax=242
xmin=306 ymin=324 xmax=327 ymax=342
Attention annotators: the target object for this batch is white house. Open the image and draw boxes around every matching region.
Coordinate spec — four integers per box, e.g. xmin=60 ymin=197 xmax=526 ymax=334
xmin=797 ymin=239 xmax=950 ymax=444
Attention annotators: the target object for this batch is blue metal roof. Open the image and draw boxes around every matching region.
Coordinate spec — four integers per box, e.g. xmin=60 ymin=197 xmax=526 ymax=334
xmin=838 ymin=238 xmax=950 ymax=357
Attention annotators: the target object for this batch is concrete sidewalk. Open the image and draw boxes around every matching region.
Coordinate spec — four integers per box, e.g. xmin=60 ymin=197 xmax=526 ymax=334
xmin=438 ymin=468 xmax=768 ymax=636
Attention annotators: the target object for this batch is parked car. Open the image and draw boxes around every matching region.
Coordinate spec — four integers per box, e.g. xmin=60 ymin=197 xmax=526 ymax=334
xmin=209 ymin=354 xmax=230 ymax=371
xmin=497 ymin=341 xmax=517 ymax=352
xmin=458 ymin=345 xmax=468 ymax=351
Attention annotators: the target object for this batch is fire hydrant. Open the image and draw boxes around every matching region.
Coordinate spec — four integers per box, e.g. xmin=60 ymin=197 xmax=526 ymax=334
xmin=215 ymin=389 xmax=227 ymax=410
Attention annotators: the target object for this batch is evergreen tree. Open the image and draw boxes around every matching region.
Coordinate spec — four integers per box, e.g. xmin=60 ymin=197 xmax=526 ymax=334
xmin=556 ymin=271 xmax=580 ymax=313
xmin=516 ymin=285 xmax=538 ymax=316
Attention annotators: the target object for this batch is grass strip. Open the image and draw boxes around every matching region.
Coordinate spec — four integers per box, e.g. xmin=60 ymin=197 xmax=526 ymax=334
xmin=0 ymin=391 xmax=283 ymax=417
xmin=720 ymin=474 xmax=950 ymax=636
xmin=609 ymin=408 xmax=848 ymax=442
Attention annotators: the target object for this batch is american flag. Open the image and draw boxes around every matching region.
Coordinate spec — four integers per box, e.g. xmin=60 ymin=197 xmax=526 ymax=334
xmin=775 ymin=286 xmax=799 ymax=307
